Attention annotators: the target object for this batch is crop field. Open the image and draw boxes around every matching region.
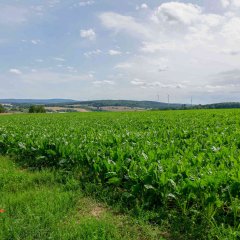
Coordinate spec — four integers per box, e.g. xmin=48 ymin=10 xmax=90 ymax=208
xmin=0 ymin=110 xmax=240 ymax=239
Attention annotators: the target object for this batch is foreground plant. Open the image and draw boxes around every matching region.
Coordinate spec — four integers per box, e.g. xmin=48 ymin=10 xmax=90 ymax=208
xmin=0 ymin=110 xmax=240 ymax=238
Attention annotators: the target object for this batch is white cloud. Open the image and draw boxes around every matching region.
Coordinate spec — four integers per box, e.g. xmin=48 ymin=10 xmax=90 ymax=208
xmin=141 ymin=41 xmax=179 ymax=53
xmin=48 ymin=0 xmax=60 ymax=8
xmin=108 ymin=50 xmax=122 ymax=56
xmin=115 ymin=56 xmax=168 ymax=73
xmin=221 ymin=49 xmax=240 ymax=55
xmin=21 ymin=39 xmax=42 ymax=45
xmin=130 ymin=79 xmax=183 ymax=89
xmin=136 ymin=3 xmax=148 ymax=10
xmin=115 ymin=63 xmax=132 ymax=69
xmin=53 ymin=57 xmax=66 ymax=62
xmin=79 ymin=1 xmax=95 ymax=7
xmin=80 ymin=29 xmax=96 ymax=40
xmin=31 ymin=39 xmax=41 ymax=45
xmin=88 ymin=73 xmax=94 ymax=78
xmin=100 ymin=12 xmax=152 ymax=39
xmin=84 ymin=49 xmax=102 ymax=57
xmin=2 ymin=1 xmax=240 ymax=103
xmin=221 ymin=0 xmax=240 ymax=8
xmin=221 ymin=0 xmax=231 ymax=8
xmin=30 ymin=5 xmax=44 ymax=16
xmin=130 ymin=79 xmax=146 ymax=86
xmin=9 ymin=69 xmax=22 ymax=75
xmin=98 ymin=0 xmax=240 ymax=102
xmin=93 ymin=80 xmax=115 ymax=86
xmin=221 ymin=17 xmax=240 ymax=42
xmin=141 ymin=3 xmax=148 ymax=9
xmin=66 ymin=66 xmax=77 ymax=73
xmin=232 ymin=0 xmax=240 ymax=7
xmin=153 ymin=2 xmax=201 ymax=25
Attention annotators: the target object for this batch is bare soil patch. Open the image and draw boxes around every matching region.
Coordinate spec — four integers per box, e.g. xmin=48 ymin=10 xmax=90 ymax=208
xmin=100 ymin=106 xmax=145 ymax=112
xmin=90 ymin=206 xmax=106 ymax=218
xmin=0 ymin=113 xmax=13 ymax=116
xmin=45 ymin=107 xmax=89 ymax=112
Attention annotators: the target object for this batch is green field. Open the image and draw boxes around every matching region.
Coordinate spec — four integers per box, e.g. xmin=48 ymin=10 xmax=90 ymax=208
xmin=0 ymin=156 xmax=162 ymax=240
xmin=1 ymin=110 xmax=240 ymax=239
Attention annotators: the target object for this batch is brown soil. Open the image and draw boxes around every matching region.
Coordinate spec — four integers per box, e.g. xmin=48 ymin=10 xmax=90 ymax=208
xmin=100 ymin=106 xmax=145 ymax=112
xmin=0 ymin=113 xmax=13 ymax=116
xmin=45 ymin=107 xmax=89 ymax=112
xmin=90 ymin=206 xmax=106 ymax=218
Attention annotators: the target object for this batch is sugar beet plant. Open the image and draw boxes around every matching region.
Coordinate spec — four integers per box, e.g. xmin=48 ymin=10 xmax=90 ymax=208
xmin=0 ymin=110 xmax=240 ymax=238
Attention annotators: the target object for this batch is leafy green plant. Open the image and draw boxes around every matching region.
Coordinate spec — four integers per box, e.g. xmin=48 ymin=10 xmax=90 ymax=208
xmin=0 ymin=110 xmax=240 ymax=238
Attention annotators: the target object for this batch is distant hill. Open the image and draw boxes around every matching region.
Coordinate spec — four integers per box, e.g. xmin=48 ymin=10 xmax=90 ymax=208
xmin=0 ymin=99 xmax=187 ymax=109
xmin=67 ymin=100 xmax=185 ymax=110
xmin=2 ymin=99 xmax=240 ymax=111
xmin=50 ymin=100 xmax=240 ymax=110
xmin=0 ymin=99 xmax=77 ymax=105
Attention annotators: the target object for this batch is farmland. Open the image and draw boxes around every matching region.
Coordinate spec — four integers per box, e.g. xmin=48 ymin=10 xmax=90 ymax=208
xmin=0 ymin=110 xmax=240 ymax=239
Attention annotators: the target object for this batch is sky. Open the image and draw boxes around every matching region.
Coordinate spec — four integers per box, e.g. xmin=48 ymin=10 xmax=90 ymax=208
xmin=0 ymin=0 xmax=240 ymax=104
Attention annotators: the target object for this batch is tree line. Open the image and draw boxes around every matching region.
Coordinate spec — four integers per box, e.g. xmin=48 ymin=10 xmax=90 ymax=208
xmin=29 ymin=105 xmax=46 ymax=113
xmin=0 ymin=104 xmax=5 ymax=113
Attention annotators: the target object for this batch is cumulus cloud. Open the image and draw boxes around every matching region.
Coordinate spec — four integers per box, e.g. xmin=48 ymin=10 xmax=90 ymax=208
xmin=221 ymin=49 xmax=240 ymax=55
xmin=2 ymin=1 xmax=240 ymax=103
xmin=221 ymin=0 xmax=231 ymax=8
xmin=80 ymin=29 xmax=96 ymax=40
xmin=153 ymin=2 xmax=201 ymax=25
xmin=98 ymin=1 xmax=240 ymax=102
xmin=220 ymin=17 xmax=240 ymax=43
xmin=221 ymin=0 xmax=240 ymax=8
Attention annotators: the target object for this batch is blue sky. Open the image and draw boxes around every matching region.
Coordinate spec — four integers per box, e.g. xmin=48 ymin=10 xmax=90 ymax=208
xmin=0 ymin=0 xmax=240 ymax=104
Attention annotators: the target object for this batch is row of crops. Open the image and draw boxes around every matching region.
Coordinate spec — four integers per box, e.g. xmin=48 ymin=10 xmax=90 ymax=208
xmin=0 ymin=110 xmax=240 ymax=237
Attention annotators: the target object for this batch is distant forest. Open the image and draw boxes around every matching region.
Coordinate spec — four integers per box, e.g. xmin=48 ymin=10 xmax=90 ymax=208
xmin=194 ymin=102 xmax=240 ymax=109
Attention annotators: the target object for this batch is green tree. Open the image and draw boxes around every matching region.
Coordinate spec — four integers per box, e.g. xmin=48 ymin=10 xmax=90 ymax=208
xmin=29 ymin=105 xmax=46 ymax=113
xmin=0 ymin=104 xmax=5 ymax=113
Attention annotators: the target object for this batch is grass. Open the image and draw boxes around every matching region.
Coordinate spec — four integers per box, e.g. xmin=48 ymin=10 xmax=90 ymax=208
xmin=0 ymin=156 xmax=165 ymax=240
